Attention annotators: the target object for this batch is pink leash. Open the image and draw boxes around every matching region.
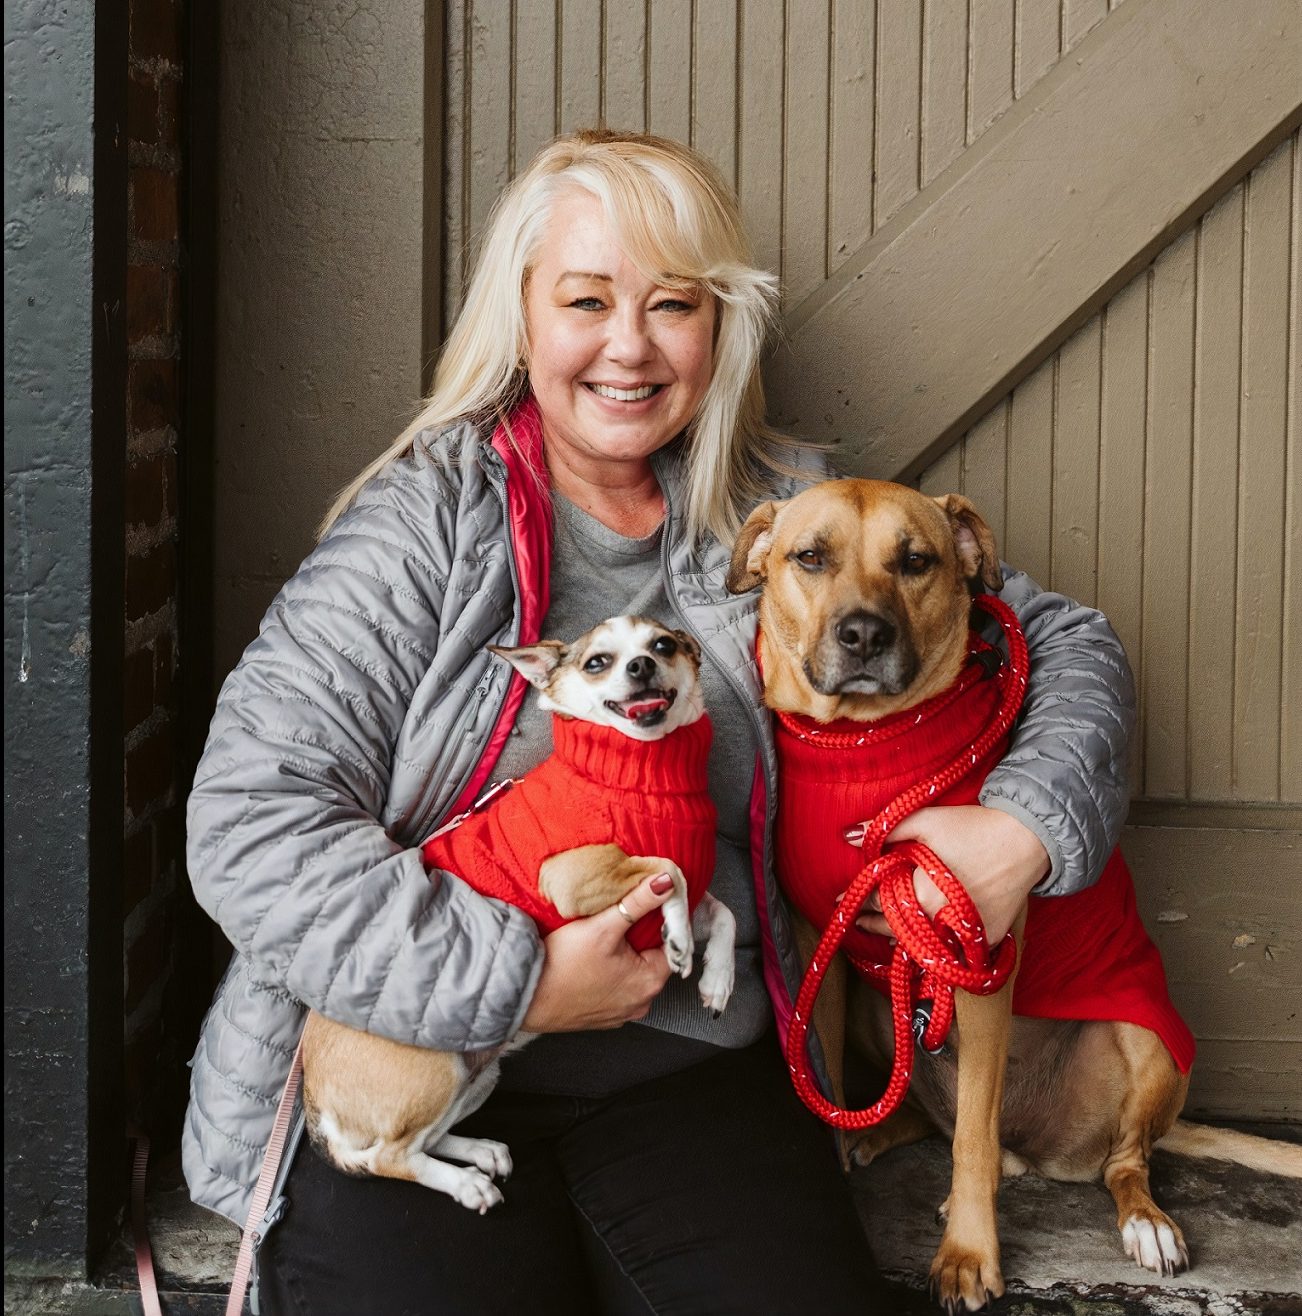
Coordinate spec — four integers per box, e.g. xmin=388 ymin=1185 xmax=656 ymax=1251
xmin=129 ymin=1128 xmax=164 ymax=1316
xmin=225 ymin=1038 xmax=305 ymax=1316
xmin=131 ymin=1040 xmax=306 ymax=1316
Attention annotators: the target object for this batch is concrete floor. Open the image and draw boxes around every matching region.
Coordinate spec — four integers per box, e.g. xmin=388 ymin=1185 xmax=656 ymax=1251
xmin=854 ymin=1134 xmax=1302 ymax=1315
xmin=9 ymin=1132 xmax=1301 ymax=1314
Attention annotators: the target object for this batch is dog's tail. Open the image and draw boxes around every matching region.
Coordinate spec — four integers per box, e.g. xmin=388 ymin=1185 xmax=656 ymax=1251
xmin=1155 ymin=1120 xmax=1302 ymax=1178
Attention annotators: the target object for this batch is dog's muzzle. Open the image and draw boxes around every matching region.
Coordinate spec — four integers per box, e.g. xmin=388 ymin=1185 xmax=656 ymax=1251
xmin=605 ymin=683 xmax=677 ymax=728
xmin=804 ymin=610 xmax=918 ymax=696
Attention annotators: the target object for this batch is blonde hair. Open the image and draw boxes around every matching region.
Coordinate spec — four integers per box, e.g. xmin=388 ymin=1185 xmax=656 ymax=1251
xmin=320 ymin=129 xmax=793 ymax=543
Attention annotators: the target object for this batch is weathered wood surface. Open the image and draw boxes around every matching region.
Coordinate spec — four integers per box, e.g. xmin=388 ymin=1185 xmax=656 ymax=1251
xmin=1123 ymin=816 xmax=1300 ymax=1121
xmin=920 ymin=134 xmax=1301 ymax=807
xmin=768 ymin=0 xmax=1301 ymax=482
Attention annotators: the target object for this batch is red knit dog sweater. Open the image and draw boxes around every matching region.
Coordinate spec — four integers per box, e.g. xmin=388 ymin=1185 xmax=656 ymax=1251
xmin=422 ymin=713 xmax=717 ymax=952
xmin=774 ymin=636 xmax=1195 ymax=1074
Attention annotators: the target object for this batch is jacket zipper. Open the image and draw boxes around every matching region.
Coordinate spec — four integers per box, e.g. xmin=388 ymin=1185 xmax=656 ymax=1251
xmin=399 ymin=451 xmax=518 ymax=848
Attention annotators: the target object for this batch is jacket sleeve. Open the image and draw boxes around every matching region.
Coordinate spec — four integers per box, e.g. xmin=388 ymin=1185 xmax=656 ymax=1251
xmin=186 ymin=468 xmax=544 ymax=1052
xmin=979 ymin=566 xmax=1136 ymax=897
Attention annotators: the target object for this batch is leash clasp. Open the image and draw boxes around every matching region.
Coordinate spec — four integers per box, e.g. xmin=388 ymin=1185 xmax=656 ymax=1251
xmin=911 ymin=999 xmax=946 ymax=1056
xmin=426 ymin=778 xmax=521 ymax=841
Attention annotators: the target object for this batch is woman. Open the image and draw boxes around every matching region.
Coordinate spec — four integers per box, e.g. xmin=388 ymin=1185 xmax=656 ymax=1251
xmin=184 ymin=130 xmax=1133 ymax=1314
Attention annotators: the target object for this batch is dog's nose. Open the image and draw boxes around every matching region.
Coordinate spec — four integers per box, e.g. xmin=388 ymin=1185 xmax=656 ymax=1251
xmin=625 ymin=655 xmax=657 ymax=683
xmin=835 ymin=611 xmax=896 ymax=659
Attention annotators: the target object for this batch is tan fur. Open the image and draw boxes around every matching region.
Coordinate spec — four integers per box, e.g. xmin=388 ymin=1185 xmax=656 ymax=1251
xmin=728 ymin=481 xmax=981 ymax=726
xmin=1156 ymin=1118 xmax=1302 ymax=1177
xmin=539 ymin=845 xmax=677 ymax=918
xmin=733 ymin=478 xmax=1295 ymax=1309
xmin=302 ymin=1012 xmax=463 ymax=1166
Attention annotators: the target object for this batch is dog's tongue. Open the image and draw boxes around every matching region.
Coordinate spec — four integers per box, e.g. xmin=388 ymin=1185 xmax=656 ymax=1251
xmin=623 ymin=696 xmax=670 ymax=720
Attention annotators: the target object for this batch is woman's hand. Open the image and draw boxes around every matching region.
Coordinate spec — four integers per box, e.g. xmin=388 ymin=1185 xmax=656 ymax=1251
xmin=847 ymin=805 xmax=1049 ymax=946
xmin=522 ymin=872 xmax=677 ymax=1032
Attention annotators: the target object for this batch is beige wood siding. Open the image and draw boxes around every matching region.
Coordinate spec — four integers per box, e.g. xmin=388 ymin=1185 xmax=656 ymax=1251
xmin=441 ymin=0 xmax=1123 ymax=322
xmin=918 ymin=132 xmax=1301 ymax=809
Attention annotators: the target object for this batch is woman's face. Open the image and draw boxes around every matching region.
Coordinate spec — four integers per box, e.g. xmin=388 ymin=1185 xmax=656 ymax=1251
xmin=524 ymin=189 xmax=717 ymax=478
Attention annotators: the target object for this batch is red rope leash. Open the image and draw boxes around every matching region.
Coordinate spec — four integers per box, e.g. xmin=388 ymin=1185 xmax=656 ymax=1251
xmin=783 ymin=595 xmax=1029 ymax=1129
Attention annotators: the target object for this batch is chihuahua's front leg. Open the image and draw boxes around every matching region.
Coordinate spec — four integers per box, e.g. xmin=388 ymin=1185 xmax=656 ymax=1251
xmin=693 ymin=893 xmax=736 ymax=1014
xmin=539 ymin=845 xmax=694 ymax=975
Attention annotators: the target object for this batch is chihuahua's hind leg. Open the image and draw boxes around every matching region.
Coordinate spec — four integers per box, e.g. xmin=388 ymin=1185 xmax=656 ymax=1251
xmin=693 ymin=893 xmax=736 ymax=1014
xmin=429 ymin=1133 xmax=513 ymax=1182
xmin=370 ymin=1136 xmax=504 ymax=1214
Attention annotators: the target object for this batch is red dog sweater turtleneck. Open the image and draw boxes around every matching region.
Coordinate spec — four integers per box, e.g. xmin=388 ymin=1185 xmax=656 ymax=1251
xmin=774 ymin=635 xmax=1195 ymax=1074
xmin=422 ymin=713 xmax=717 ymax=952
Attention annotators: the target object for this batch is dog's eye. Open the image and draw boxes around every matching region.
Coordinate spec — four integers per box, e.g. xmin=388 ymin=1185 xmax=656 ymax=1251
xmin=651 ymin=636 xmax=678 ymax=658
xmin=900 ymin=552 xmax=936 ymax=576
xmin=793 ymin=549 xmax=824 ymax=571
xmin=583 ymin=653 xmax=612 ymax=674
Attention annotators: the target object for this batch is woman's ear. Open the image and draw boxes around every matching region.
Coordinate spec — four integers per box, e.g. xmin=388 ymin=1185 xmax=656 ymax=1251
xmin=726 ymin=500 xmax=782 ymax=594
xmin=933 ymin=494 xmax=1003 ymax=593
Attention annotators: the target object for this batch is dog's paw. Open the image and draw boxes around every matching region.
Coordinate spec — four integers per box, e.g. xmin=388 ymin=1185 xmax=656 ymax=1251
xmin=928 ymin=1241 xmax=1004 ymax=1314
xmin=460 ymin=1137 xmax=513 ymax=1181
xmin=697 ymin=956 xmax=734 ymax=1015
xmin=451 ymin=1167 xmax=505 ymax=1215
xmin=1121 ymin=1211 xmax=1188 ymax=1276
xmin=429 ymin=1132 xmax=513 ymax=1182
xmin=661 ymin=919 xmax=694 ymax=977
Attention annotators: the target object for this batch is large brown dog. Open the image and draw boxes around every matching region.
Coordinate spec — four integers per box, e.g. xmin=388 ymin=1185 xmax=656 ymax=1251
xmin=728 ymin=478 xmax=1302 ymax=1312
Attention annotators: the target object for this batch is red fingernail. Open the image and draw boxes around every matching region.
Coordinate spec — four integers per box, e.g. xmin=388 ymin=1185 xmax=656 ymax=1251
xmin=651 ymin=874 xmax=673 ymax=894
xmin=843 ymin=825 xmax=865 ymax=843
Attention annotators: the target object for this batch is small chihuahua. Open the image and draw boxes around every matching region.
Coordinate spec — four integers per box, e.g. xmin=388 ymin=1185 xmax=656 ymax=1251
xmin=300 ymin=615 xmax=736 ymax=1212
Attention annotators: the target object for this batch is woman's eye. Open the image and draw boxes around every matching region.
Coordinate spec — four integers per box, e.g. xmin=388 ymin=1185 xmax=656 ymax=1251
xmin=651 ymin=636 xmax=678 ymax=657
xmin=654 ymin=298 xmax=695 ymax=313
xmin=794 ymin=549 xmax=823 ymax=571
xmin=583 ymin=653 xmax=611 ymax=673
xmin=570 ymin=297 xmax=605 ymax=311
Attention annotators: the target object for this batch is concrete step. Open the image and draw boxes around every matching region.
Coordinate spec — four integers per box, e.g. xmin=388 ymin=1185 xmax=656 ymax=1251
xmin=853 ymin=1127 xmax=1302 ymax=1315
xmin=9 ymin=1129 xmax=1300 ymax=1314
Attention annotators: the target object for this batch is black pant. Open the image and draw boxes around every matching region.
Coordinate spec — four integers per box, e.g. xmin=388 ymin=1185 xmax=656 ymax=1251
xmin=257 ymin=1035 xmax=883 ymax=1315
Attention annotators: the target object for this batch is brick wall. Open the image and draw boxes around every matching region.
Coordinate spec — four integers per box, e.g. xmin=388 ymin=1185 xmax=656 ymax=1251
xmin=124 ymin=0 xmax=186 ymax=1129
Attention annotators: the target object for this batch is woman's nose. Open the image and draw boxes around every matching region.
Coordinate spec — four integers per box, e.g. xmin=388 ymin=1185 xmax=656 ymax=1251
xmin=605 ymin=307 xmax=653 ymax=365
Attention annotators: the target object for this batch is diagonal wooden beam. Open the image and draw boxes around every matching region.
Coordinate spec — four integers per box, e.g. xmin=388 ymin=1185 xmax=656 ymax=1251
xmin=767 ymin=0 xmax=1302 ymax=481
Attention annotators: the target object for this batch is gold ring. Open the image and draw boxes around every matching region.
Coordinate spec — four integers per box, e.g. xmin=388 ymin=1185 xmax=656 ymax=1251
xmin=617 ymin=900 xmax=636 ymax=924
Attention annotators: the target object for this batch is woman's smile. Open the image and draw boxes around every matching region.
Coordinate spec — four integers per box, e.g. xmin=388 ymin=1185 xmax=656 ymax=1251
xmin=524 ymin=188 xmax=716 ymax=482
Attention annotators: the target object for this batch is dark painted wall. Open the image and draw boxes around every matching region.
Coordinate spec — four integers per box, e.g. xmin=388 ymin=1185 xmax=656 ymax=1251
xmin=4 ymin=3 xmax=127 ymax=1275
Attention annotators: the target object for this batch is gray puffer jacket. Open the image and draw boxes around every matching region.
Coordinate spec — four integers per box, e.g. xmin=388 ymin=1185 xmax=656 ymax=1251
xmin=183 ymin=414 xmax=1135 ymax=1225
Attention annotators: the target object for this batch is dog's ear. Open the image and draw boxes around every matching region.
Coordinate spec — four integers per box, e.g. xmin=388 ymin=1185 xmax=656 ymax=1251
xmin=726 ymin=500 xmax=782 ymax=594
xmin=487 ymin=640 xmax=567 ymax=689
xmin=933 ymin=494 xmax=1002 ymax=593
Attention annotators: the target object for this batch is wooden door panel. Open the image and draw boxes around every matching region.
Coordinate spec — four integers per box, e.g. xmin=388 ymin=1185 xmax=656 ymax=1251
xmin=1124 ymin=815 xmax=1301 ymax=1120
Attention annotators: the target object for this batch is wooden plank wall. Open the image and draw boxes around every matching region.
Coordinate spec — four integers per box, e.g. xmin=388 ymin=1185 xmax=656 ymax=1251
xmin=917 ymin=131 xmax=1300 ymax=810
xmin=443 ymin=0 xmax=1124 ymax=322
